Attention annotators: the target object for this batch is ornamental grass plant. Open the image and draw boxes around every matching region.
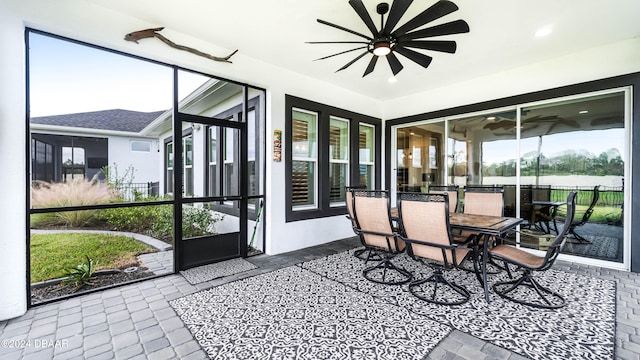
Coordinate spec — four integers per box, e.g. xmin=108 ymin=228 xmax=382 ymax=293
xmin=31 ymin=178 xmax=118 ymax=228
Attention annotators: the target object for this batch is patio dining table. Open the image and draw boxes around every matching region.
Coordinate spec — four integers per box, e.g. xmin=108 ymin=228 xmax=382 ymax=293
xmin=391 ymin=208 xmax=523 ymax=302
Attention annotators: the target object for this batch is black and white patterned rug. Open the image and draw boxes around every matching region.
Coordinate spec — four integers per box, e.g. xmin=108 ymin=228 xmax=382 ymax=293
xmin=170 ymin=266 xmax=452 ymax=359
xmin=299 ymin=249 xmax=616 ymax=360
xmin=180 ymin=258 xmax=258 ymax=285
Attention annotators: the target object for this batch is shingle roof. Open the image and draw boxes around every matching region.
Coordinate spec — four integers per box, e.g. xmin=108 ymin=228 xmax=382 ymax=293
xmin=30 ymin=109 xmax=165 ymax=132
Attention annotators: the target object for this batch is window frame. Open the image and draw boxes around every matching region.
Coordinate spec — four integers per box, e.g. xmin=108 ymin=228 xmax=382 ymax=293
xmin=359 ymin=123 xmax=376 ymax=189
xmin=285 ymin=95 xmax=381 ymax=222
xmin=291 ymin=107 xmax=319 ymax=210
xmin=164 ymin=128 xmax=193 ymax=195
xmin=204 ymin=96 xmax=263 ymax=219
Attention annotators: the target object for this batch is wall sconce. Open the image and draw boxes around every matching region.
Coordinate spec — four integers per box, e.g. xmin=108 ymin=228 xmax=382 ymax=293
xmin=191 ymin=123 xmax=201 ymax=131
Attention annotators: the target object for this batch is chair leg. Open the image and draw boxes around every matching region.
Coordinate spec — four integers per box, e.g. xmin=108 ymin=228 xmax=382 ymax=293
xmin=353 ymin=247 xmax=383 ymax=262
xmin=568 ymin=228 xmax=592 ymax=244
xmin=409 ymin=270 xmax=470 ymax=305
xmin=362 ymin=257 xmax=412 ymax=285
xmin=493 ymin=273 xmax=566 ymax=309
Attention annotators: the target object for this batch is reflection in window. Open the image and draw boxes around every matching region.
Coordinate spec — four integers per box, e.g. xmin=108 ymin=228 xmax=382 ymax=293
xmin=165 ymin=135 xmax=194 ymax=196
xmin=32 ymin=138 xmax=54 ymax=182
xmin=224 ymin=128 xmax=238 ymax=196
xmin=248 ymin=110 xmax=257 ymax=196
xmin=396 ymin=123 xmax=445 ymax=193
xmin=130 ymin=140 xmax=151 ymax=152
xmin=291 ymin=109 xmax=317 ymax=209
xmin=359 ymin=124 xmax=375 ymax=188
xmin=208 ymin=127 xmax=218 ymax=196
xmin=329 ymin=117 xmax=349 ymax=205
xmin=62 ymin=146 xmax=85 ymax=181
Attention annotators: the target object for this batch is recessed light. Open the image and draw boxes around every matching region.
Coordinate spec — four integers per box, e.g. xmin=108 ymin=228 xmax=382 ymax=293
xmin=579 ymin=110 xmax=589 ymax=114
xmin=388 ymin=76 xmax=397 ymax=83
xmin=535 ymin=26 xmax=552 ymax=37
xmin=486 ymin=116 xmax=496 ymax=121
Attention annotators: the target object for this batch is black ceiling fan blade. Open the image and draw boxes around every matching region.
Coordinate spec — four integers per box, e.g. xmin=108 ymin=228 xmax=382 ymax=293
xmin=317 ymin=19 xmax=373 ymax=41
xmin=401 ymin=40 xmax=457 ymax=53
xmin=394 ymin=46 xmax=433 ymax=68
xmin=348 ymin=0 xmax=379 ymax=36
xmin=386 ymin=52 xmax=404 ymax=75
xmin=314 ymin=47 xmax=368 ymax=61
xmin=398 ymin=19 xmax=469 ymax=41
xmin=336 ymin=50 xmax=370 ymax=72
xmin=392 ymin=0 xmax=459 ymax=38
xmin=306 ymin=41 xmax=370 ymax=44
xmin=363 ymin=56 xmax=379 ymax=77
xmin=383 ymin=0 xmax=413 ymax=34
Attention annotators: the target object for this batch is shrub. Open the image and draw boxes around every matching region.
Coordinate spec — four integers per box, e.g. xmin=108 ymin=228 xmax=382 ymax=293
xmin=182 ymin=206 xmax=225 ymax=238
xmin=31 ymin=178 xmax=118 ymax=228
xmin=95 ymin=203 xmax=224 ymax=240
xmin=96 ymin=203 xmax=173 ymax=239
xmin=62 ymin=255 xmax=96 ymax=292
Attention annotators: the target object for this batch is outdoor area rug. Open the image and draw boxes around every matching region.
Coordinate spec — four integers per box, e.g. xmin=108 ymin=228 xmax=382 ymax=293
xmin=299 ymin=249 xmax=616 ymax=360
xmin=170 ymin=265 xmax=452 ymax=359
xmin=180 ymin=258 xmax=257 ymax=285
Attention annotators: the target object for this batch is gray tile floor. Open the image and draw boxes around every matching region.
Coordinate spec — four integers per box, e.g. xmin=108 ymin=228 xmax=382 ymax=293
xmin=1 ymin=237 xmax=638 ymax=360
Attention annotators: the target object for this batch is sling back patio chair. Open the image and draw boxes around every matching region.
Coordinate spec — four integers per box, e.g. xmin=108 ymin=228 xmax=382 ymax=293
xmin=398 ymin=192 xmax=471 ymax=305
xmin=427 ymin=185 xmax=460 ymax=213
xmin=554 ymin=185 xmax=600 ymax=244
xmin=458 ymin=185 xmax=505 ymax=245
xmin=352 ymin=189 xmax=412 ymax=285
xmin=345 ymin=186 xmax=381 ymax=261
xmin=488 ymin=192 xmax=577 ymax=309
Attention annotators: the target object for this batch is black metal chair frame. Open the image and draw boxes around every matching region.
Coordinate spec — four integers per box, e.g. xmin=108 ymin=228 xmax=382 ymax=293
xmin=352 ymin=190 xmax=412 ymax=285
xmin=398 ymin=192 xmax=470 ymax=305
xmin=489 ymin=192 xmax=577 ymax=309
xmin=564 ymin=185 xmax=600 ymax=244
xmin=345 ymin=186 xmax=382 ymax=261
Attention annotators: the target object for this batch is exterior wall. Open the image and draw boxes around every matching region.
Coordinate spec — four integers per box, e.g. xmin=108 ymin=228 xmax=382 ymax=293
xmin=0 ymin=4 xmax=28 ymax=321
xmin=108 ymin=137 xmax=160 ymax=184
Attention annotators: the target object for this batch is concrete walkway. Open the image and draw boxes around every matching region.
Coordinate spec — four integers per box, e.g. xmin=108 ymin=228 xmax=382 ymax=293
xmin=1 ymin=237 xmax=639 ymax=359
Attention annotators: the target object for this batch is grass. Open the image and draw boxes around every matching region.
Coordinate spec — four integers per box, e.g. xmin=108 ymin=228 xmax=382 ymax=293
xmin=30 ymin=232 xmax=156 ymax=283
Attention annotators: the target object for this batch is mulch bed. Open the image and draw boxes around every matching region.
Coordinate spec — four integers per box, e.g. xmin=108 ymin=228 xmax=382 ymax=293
xmin=31 ymin=266 xmax=155 ymax=304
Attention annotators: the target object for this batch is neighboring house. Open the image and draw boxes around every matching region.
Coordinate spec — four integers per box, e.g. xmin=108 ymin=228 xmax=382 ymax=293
xmin=30 ymin=109 xmax=163 ymax=186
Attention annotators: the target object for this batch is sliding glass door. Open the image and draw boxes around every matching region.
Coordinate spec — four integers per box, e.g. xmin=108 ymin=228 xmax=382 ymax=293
xmin=391 ymin=88 xmax=629 ymax=269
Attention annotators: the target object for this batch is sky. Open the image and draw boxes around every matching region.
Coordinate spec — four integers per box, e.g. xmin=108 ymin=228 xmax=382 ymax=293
xmin=28 ymin=33 xmax=210 ymax=117
xmin=481 ymin=128 xmax=625 ymax=164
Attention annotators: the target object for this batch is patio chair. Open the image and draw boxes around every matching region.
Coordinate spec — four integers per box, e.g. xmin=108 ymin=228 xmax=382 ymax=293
xmin=345 ymin=186 xmax=381 ymax=261
xmin=458 ymin=185 xmax=506 ymax=273
xmin=352 ymin=190 xmax=412 ymax=285
xmin=398 ymin=192 xmax=471 ymax=305
xmin=458 ymin=185 xmax=505 ymax=245
xmin=428 ymin=185 xmax=459 ymax=213
xmin=488 ymin=192 xmax=577 ymax=309
xmin=554 ymin=185 xmax=600 ymax=244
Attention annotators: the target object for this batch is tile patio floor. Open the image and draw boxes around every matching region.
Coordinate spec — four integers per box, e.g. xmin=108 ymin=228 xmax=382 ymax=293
xmin=1 ymin=236 xmax=639 ymax=360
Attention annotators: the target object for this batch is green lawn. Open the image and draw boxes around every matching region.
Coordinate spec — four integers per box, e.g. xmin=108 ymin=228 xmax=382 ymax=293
xmin=30 ymin=233 xmax=156 ymax=283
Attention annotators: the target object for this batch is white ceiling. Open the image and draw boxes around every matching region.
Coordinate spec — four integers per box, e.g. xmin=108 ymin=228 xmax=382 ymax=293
xmin=86 ymin=0 xmax=640 ymax=101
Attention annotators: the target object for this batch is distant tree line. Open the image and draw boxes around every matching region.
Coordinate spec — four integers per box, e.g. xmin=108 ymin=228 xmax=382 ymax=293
xmin=483 ymin=148 xmax=624 ymax=177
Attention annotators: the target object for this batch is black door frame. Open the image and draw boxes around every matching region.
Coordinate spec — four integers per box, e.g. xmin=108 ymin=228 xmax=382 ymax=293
xmin=172 ymin=72 xmax=251 ymax=271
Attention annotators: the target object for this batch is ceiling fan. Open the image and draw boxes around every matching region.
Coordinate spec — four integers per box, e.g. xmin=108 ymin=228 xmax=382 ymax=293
xmin=308 ymin=0 xmax=470 ymax=77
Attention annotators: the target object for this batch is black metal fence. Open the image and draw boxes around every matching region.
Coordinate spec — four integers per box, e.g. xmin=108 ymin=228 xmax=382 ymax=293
xmin=116 ymin=182 xmax=160 ymax=201
xmin=550 ymin=185 xmax=623 ymax=208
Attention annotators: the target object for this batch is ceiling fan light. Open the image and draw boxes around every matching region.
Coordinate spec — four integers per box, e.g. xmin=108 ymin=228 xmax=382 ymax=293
xmin=373 ymin=40 xmax=391 ymax=56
